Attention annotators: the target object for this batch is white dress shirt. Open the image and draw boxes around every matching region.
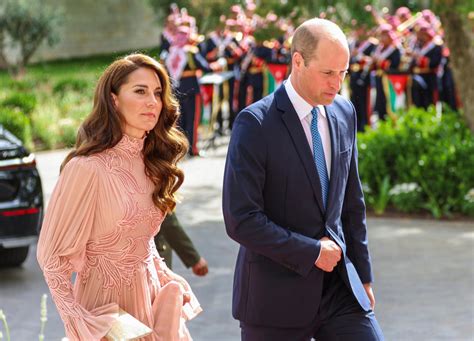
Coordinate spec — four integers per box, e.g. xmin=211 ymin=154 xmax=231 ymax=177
xmin=284 ymin=76 xmax=332 ymax=178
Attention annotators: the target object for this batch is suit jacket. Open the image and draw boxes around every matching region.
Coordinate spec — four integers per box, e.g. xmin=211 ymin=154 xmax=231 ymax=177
xmin=154 ymin=212 xmax=201 ymax=269
xmin=222 ymin=85 xmax=373 ymax=328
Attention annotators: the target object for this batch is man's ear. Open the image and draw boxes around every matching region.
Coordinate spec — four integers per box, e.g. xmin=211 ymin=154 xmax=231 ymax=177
xmin=293 ymin=52 xmax=303 ymax=69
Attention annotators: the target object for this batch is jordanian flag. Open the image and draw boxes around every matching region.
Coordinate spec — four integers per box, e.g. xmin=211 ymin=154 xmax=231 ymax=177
xmin=266 ymin=63 xmax=289 ymax=94
xmin=383 ymin=74 xmax=410 ymax=115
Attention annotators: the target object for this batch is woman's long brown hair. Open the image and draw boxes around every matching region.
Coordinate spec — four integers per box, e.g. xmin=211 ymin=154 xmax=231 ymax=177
xmin=61 ymin=53 xmax=189 ymax=213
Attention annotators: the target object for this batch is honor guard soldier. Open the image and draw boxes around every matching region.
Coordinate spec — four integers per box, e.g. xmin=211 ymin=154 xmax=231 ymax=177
xmin=237 ymin=32 xmax=273 ymax=112
xmin=202 ymin=19 xmax=243 ymax=132
xmin=410 ymin=20 xmax=442 ymax=109
xmin=372 ymin=24 xmax=401 ymax=121
xmin=165 ymin=25 xmax=214 ymax=156
xmin=349 ymin=24 xmax=378 ymax=131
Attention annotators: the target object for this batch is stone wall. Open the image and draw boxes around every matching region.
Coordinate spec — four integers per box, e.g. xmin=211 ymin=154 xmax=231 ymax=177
xmin=32 ymin=0 xmax=163 ymax=62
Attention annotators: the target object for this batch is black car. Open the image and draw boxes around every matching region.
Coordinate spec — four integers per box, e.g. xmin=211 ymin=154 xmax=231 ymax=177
xmin=0 ymin=125 xmax=43 ymax=266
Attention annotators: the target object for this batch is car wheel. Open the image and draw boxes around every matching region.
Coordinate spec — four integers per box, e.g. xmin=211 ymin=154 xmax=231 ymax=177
xmin=0 ymin=246 xmax=29 ymax=267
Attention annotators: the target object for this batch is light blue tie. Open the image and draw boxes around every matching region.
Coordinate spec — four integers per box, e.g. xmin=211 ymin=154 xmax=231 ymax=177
xmin=311 ymin=107 xmax=329 ymax=209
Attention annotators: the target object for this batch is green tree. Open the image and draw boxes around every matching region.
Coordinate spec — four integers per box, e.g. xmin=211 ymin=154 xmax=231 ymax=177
xmin=431 ymin=0 xmax=474 ymax=133
xmin=0 ymin=0 xmax=61 ymax=78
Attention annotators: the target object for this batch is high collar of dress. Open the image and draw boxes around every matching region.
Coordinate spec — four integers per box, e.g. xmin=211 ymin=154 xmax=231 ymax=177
xmin=115 ymin=134 xmax=145 ymax=157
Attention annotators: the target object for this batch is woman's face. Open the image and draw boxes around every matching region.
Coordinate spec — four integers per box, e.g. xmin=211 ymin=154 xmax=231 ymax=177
xmin=112 ymin=67 xmax=162 ymax=138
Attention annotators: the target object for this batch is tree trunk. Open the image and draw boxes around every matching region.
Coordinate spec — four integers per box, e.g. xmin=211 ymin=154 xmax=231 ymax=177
xmin=439 ymin=9 xmax=474 ymax=133
xmin=0 ymin=32 xmax=8 ymax=70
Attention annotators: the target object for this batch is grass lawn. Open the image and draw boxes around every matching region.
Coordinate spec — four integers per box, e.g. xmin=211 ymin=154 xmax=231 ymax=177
xmin=0 ymin=48 xmax=160 ymax=150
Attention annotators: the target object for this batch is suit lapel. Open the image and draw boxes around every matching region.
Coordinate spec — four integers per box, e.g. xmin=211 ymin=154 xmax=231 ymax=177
xmin=325 ymin=106 xmax=340 ymax=215
xmin=275 ymin=86 xmax=325 ymax=215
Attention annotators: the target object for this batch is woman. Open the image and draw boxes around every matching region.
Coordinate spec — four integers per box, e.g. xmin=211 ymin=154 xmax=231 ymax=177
xmin=37 ymin=53 xmax=201 ymax=340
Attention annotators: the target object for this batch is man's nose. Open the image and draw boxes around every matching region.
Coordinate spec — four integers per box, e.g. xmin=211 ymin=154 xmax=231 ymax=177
xmin=329 ymin=76 xmax=342 ymax=90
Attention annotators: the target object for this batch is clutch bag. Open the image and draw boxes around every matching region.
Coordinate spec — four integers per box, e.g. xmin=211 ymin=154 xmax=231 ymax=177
xmin=105 ymin=308 xmax=153 ymax=341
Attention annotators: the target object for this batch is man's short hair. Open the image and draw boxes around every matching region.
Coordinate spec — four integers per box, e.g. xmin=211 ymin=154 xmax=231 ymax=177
xmin=291 ymin=25 xmax=319 ymax=66
xmin=291 ymin=18 xmax=347 ymax=66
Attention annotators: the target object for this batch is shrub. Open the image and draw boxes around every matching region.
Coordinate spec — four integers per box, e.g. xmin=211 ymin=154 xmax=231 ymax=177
xmin=1 ymin=79 xmax=40 ymax=91
xmin=389 ymin=183 xmax=424 ymax=213
xmin=0 ymin=107 xmax=31 ymax=144
xmin=358 ymin=106 xmax=474 ymax=218
xmin=53 ymin=78 xmax=90 ymax=96
xmin=2 ymin=93 xmax=37 ymax=115
xmin=30 ymin=101 xmax=60 ymax=150
xmin=462 ymin=188 xmax=474 ymax=217
xmin=58 ymin=118 xmax=77 ymax=148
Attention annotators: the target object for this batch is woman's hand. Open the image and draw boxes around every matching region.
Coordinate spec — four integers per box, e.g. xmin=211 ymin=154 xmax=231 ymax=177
xmin=183 ymin=292 xmax=191 ymax=305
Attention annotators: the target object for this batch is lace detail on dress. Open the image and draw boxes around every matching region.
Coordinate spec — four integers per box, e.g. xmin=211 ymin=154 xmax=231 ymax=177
xmin=43 ymin=256 xmax=81 ymax=319
xmin=81 ymin=201 xmax=164 ymax=289
xmin=117 ymin=200 xmax=164 ymax=234
xmin=82 ymin=231 xmax=152 ymax=289
xmin=89 ymin=136 xmax=147 ymax=195
xmin=115 ymin=134 xmax=145 ymax=158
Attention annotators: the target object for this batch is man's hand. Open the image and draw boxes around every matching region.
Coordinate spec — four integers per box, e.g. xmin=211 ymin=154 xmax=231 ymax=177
xmin=364 ymin=283 xmax=376 ymax=311
xmin=315 ymin=237 xmax=342 ymax=272
xmin=192 ymin=257 xmax=209 ymax=276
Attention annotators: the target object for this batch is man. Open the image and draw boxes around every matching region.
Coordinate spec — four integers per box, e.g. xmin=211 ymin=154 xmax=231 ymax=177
xmin=237 ymin=36 xmax=273 ymax=112
xmin=201 ymin=19 xmax=244 ymax=133
xmin=164 ymin=25 xmax=214 ymax=156
xmin=223 ymin=18 xmax=384 ymax=340
xmin=349 ymin=23 xmax=378 ymax=131
xmin=372 ymin=24 xmax=401 ymax=121
xmin=154 ymin=212 xmax=208 ymax=276
xmin=410 ymin=20 xmax=442 ymax=110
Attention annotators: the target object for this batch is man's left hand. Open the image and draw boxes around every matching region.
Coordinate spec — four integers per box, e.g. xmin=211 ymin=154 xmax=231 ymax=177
xmin=363 ymin=283 xmax=376 ymax=311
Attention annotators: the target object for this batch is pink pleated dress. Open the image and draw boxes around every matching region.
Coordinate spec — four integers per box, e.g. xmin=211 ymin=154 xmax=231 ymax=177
xmin=37 ymin=135 xmax=202 ymax=340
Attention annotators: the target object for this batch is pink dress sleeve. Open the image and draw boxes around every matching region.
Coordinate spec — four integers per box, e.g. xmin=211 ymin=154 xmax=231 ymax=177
xmin=37 ymin=157 xmax=118 ymax=340
xmin=151 ymin=240 xmax=203 ymax=320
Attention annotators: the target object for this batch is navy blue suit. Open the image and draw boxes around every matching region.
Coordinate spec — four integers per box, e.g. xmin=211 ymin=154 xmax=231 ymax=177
xmin=223 ymin=85 xmax=383 ymax=340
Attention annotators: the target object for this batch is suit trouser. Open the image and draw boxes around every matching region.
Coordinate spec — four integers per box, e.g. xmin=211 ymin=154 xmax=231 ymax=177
xmin=240 ymin=270 xmax=384 ymax=341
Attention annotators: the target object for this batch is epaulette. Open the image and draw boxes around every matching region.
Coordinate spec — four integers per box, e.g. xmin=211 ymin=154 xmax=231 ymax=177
xmin=184 ymin=45 xmax=199 ymax=54
xmin=368 ymin=37 xmax=379 ymax=45
xmin=233 ymin=31 xmax=243 ymax=42
xmin=195 ymin=34 xmax=205 ymax=43
xmin=434 ymin=36 xmax=444 ymax=46
xmin=263 ymin=40 xmax=275 ymax=48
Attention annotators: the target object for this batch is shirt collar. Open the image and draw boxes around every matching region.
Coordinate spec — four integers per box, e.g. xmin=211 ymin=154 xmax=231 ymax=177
xmin=284 ymin=75 xmax=326 ymax=120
